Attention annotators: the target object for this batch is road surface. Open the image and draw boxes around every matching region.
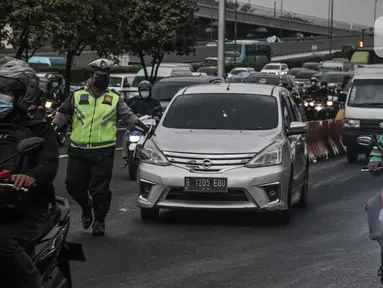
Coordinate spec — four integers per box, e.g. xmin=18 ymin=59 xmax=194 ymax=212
xmin=56 ymin=135 xmax=382 ymax=287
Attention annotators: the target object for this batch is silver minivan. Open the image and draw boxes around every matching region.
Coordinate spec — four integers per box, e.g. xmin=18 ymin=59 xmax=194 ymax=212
xmin=136 ymin=83 xmax=309 ymax=225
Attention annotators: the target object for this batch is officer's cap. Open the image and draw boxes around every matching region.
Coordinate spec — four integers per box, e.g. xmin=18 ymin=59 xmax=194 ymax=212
xmin=88 ymin=59 xmax=112 ymax=75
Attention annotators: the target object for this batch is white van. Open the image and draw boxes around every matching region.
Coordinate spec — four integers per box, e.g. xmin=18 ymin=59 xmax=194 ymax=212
xmin=342 ymin=71 xmax=383 ymax=162
xmin=320 ymin=60 xmax=351 ymax=72
xmin=128 ymin=64 xmax=193 ymax=98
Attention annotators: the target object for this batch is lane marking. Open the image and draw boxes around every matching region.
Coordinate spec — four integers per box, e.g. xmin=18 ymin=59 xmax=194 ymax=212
xmin=59 ymin=147 xmax=123 ymax=158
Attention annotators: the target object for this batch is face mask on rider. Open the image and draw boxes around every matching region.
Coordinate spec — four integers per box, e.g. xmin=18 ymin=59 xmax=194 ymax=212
xmin=93 ymin=75 xmax=109 ymax=90
xmin=311 ymin=81 xmax=315 ymax=85
xmin=0 ymin=94 xmax=14 ymax=119
xmin=140 ymin=90 xmax=150 ymax=98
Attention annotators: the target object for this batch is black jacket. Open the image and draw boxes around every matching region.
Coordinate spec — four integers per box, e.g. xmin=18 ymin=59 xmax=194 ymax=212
xmin=23 ymin=121 xmax=59 ymax=203
xmin=129 ymin=98 xmax=162 ymax=117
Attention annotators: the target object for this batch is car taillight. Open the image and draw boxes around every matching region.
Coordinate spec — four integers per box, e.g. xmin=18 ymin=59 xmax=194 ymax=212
xmin=358 ymin=64 xmax=364 ymax=68
xmin=0 ymin=170 xmax=10 ymax=179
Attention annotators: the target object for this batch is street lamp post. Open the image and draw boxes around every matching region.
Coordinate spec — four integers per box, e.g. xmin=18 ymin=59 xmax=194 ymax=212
xmin=234 ymin=0 xmax=237 ymax=64
xmin=374 ymin=0 xmax=378 ymax=26
xmin=218 ymin=0 xmax=226 ymax=78
xmin=329 ymin=0 xmax=334 ymax=54
xmin=279 ymin=0 xmax=283 ymax=37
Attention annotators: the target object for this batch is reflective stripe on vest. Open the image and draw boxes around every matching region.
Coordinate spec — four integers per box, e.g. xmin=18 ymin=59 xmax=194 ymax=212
xmin=70 ymin=89 xmax=119 ymax=149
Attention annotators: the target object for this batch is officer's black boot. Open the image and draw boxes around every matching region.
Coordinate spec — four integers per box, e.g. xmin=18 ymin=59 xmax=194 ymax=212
xmin=92 ymin=193 xmax=111 ymax=236
xmin=82 ymin=206 xmax=93 ymax=230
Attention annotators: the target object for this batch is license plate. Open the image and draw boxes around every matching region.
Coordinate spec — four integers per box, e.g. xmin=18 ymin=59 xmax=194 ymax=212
xmin=184 ymin=177 xmax=228 ymax=193
xmin=128 ymin=143 xmax=136 ymax=151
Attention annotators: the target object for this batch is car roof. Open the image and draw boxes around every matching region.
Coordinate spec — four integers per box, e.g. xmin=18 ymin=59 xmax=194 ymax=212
xmin=180 ymin=83 xmax=280 ymax=97
xmin=324 ymin=71 xmax=353 ymax=75
xmin=291 ymin=67 xmax=308 ymax=70
xmin=156 ymin=76 xmax=222 ymax=83
xmin=303 ymin=62 xmax=319 ymax=64
xmin=110 ymin=73 xmax=136 ymax=77
xmin=354 ymin=73 xmax=383 ymax=80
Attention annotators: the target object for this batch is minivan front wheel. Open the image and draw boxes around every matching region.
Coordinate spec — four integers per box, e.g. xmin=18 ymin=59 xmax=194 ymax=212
xmin=346 ymin=146 xmax=358 ymax=163
xmin=275 ymin=174 xmax=293 ymax=225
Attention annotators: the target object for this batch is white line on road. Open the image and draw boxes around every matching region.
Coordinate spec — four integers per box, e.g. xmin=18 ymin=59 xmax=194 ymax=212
xmin=59 ymin=147 xmax=123 ymax=158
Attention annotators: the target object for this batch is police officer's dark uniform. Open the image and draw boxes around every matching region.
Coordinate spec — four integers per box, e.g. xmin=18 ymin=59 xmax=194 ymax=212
xmin=52 ymin=59 xmax=139 ymax=236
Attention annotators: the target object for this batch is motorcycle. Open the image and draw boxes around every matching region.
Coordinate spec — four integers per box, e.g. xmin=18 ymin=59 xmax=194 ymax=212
xmin=45 ymin=100 xmax=67 ymax=146
xmin=121 ymin=115 xmax=157 ymax=180
xmin=0 ymin=137 xmax=85 ymax=288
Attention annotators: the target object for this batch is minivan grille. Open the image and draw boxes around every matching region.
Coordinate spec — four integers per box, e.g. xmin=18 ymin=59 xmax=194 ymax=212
xmin=166 ymin=188 xmax=248 ymax=202
xmin=162 ymin=151 xmax=254 ymax=172
xmin=360 ymin=119 xmax=383 ymax=132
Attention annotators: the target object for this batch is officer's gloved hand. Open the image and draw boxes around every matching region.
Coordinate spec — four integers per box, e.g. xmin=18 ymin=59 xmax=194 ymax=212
xmin=134 ymin=120 xmax=149 ymax=134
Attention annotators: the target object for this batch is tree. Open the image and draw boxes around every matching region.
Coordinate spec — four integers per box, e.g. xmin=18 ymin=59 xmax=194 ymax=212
xmin=0 ymin=0 xmax=49 ymax=59
xmin=226 ymin=0 xmax=239 ymax=10
xmin=44 ymin=0 xmax=124 ymax=97
xmin=240 ymin=3 xmax=255 ymax=13
xmin=125 ymin=0 xmax=198 ymax=83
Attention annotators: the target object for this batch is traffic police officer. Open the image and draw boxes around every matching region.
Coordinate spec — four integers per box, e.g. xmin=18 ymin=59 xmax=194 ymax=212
xmin=52 ymin=59 xmax=140 ymax=236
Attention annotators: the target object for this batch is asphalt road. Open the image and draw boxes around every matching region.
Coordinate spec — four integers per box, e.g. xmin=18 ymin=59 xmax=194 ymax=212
xmin=56 ymin=135 xmax=383 ymax=287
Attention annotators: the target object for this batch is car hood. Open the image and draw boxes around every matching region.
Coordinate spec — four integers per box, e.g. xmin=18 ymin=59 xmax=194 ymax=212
xmin=153 ymin=128 xmax=280 ymax=154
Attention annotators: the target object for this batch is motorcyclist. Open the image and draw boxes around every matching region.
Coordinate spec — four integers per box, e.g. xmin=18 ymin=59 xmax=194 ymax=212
xmin=366 ymin=137 xmax=383 ymax=241
xmin=129 ymin=80 xmax=162 ymax=121
xmin=0 ymin=57 xmax=59 ymax=288
xmin=122 ymin=80 xmax=162 ymax=160
xmin=312 ymin=80 xmax=328 ymax=100
xmin=52 ymin=59 xmax=144 ymax=236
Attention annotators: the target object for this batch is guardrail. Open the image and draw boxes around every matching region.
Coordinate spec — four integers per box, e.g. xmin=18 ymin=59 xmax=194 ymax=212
xmin=197 ymin=0 xmax=370 ymax=32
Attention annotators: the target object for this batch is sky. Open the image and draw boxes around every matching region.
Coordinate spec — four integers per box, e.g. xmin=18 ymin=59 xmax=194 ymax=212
xmin=248 ymin=0 xmax=382 ymax=26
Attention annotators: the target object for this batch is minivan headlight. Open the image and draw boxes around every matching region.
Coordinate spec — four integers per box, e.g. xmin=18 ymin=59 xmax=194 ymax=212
xmin=141 ymin=139 xmax=170 ymax=166
xmin=343 ymin=118 xmax=360 ymax=128
xmin=245 ymin=142 xmax=283 ymax=168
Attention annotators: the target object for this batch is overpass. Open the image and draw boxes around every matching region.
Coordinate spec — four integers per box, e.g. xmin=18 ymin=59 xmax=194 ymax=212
xmin=0 ymin=36 xmax=372 ymax=65
xmin=195 ymin=1 xmax=371 ymax=37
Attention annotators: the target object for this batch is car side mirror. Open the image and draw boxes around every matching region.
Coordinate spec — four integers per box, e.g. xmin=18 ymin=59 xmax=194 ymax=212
xmin=287 ymin=122 xmax=307 ymax=136
xmin=123 ymin=83 xmax=130 ymax=88
xmin=17 ymin=137 xmax=45 ymax=154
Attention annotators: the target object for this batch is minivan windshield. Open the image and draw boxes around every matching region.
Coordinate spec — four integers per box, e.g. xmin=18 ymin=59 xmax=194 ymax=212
xmin=163 ymin=93 xmax=278 ymax=130
xmin=152 ymin=81 xmax=203 ymax=101
xmin=243 ymin=75 xmax=280 ymax=85
xmin=348 ymin=79 xmax=383 ymax=107
xmin=264 ymin=64 xmax=280 ymax=70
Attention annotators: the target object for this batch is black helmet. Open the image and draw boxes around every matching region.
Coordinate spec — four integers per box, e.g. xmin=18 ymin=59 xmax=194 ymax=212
xmin=138 ymin=80 xmax=152 ymax=98
xmin=310 ymin=77 xmax=318 ymax=82
xmin=0 ymin=57 xmax=40 ymax=120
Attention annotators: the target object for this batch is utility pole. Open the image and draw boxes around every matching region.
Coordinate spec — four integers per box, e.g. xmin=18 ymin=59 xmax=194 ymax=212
xmin=218 ymin=0 xmax=226 ymax=78
xmin=234 ymin=0 xmax=237 ymax=64
xmin=329 ymin=0 xmax=334 ymax=54
xmin=328 ymin=0 xmax=331 ymax=36
xmin=374 ymin=0 xmax=378 ymax=27
xmin=274 ymin=0 xmax=277 ymax=17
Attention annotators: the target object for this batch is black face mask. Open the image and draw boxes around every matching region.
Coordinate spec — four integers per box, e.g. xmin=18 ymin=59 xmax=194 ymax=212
xmin=93 ymin=76 xmax=109 ymax=90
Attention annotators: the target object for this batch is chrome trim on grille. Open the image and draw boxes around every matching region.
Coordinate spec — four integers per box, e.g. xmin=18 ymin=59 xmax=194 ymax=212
xmin=163 ymin=151 xmax=255 ymax=172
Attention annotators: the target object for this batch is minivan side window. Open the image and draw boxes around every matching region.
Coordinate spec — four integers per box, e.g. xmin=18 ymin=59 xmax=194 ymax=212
xmin=281 ymin=96 xmax=293 ymax=127
xmin=286 ymin=97 xmax=301 ymax=121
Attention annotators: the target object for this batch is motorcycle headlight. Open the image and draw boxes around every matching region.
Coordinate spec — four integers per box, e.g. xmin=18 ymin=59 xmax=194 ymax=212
xmin=245 ymin=142 xmax=282 ymax=168
xmin=326 ymin=100 xmax=333 ymax=106
xmin=304 ymin=102 xmax=308 ymax=107
xmin=129 ymin=135 xmax=141 ymax=143
xmin=343 ymin=118 xmax=360 ymax=128
xmin=45 ymin=101 xmax=52 ymax=108
xmin=309 ymin=101 xmax=315 ymax=107
xmin=141 ymin=139 xmax=170 ymax=166
xmin=315 ymin=106 xmax=323 ymax=111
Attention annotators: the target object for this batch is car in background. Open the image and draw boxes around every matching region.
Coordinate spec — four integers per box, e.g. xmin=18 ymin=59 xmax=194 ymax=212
xmin=320 ymin=71 xmax=353 ymax=87
xmin=129 ymin=64 xmax=193 ymax=98
xmin=202 ymin=57 xmax=218 ymax=66
xmin=196 ymin=66 xmax=218 ymax=76
xmin=261 ymin=63 xmax=289 ymax=75
xmin=150 ymin=76 xmax=225 ymax=110
xmin=302 ymin=62 xmax=320 ymax=71
xmin=288 ymin=67 xmax=309 ymax=79
xmin=109 ymin=73 xmax=135 ymax=98
xmin=137 ymin=83 xmax=308 ymax=224
xmin=28 ymin=56 xmax=66 ymax=67
xmin=350 ymin=47 xmax=383 ymax=69
xmin=192 ymin=72 xmax=208 ymax=76
xmin=294 ymin=70 xmax=319 ymax=86
xmin=319 ymin=60 xmax=351 ymax=72
xmin=227 ymin=67 xmax=256 ymax=78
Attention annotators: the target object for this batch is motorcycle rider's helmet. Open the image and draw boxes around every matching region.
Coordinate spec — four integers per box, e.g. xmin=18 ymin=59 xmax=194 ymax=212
xmin=310 ymin=77 xmax=318 ymax=86
xmin=320 ymin=81 xmax=328 ymax=89
xmin=138 ymin=80 xmax=152 ymax=99
xmin=0 ymin=57 xmax=40 ymax=121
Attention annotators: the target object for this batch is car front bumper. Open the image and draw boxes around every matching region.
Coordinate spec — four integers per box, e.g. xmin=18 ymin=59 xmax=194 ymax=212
xmin=137 ymin=162 xmax=291 ymax=211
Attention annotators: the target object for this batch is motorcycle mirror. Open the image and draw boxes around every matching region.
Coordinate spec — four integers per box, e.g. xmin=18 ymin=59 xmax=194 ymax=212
xmin=0 ymin=137 xmax=45 ymax=166
xmin=135 ymin=144 xmax=149 ymax=160
xmin=357 ymin=136 xmax=374 ymax=147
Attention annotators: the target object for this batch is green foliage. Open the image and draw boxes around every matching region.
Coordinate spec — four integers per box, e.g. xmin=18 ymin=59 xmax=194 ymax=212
xmin=125 ymin=0 xmax=198 ymax=83
xmin=239 ymin=4 xmax=255 ymax=13
xmin=0 ymin=0 xmax=49 ymax=59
